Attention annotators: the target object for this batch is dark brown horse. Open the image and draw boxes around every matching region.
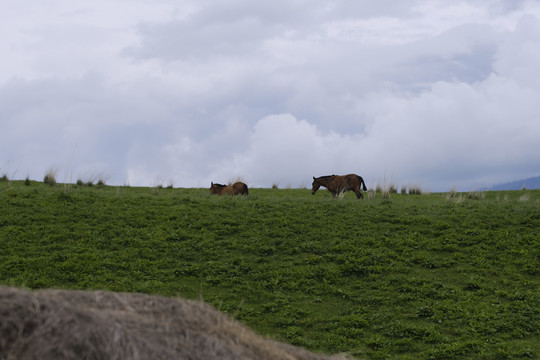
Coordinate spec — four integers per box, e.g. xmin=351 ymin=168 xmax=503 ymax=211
xmin=311 ymin=174 xmax=367 ymax=199
xmin=210 ymin=182 xmax=249 ymax=196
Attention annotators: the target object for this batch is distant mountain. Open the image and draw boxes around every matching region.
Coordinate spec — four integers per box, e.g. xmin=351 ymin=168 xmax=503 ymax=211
xmin=488 ymin=175 xmax=540 ymax=191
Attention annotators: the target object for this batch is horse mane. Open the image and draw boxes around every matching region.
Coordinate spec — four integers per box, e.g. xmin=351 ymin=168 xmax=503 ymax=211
xmin=318 ymin=175 xmax=335 ymax=179
xmin=212 ymin=183 xmax=226 ymax=187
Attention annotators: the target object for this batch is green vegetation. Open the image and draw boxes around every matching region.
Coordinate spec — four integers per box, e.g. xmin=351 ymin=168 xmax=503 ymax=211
xmin=1 ymin=181 xmax=538 ymax=359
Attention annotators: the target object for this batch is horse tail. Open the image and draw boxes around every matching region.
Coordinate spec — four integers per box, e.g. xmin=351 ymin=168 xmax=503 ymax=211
xmin=244 ymin=184 xmax=249 ymax=196
xmin=357 ymin=175 xmax=367 ymax=191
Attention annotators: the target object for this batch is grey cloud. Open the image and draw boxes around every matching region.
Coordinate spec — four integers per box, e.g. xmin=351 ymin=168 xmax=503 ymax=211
xmin=125 ymin=17 xmax=277 ymax=60
xmin=404 ymin=24 xmax=497 ymax=85
xmin=123 ymin=0 xmax=425 ymax=62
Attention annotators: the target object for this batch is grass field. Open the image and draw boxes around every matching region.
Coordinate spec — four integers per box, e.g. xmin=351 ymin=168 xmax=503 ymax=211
xmin=1 ymin=180 xmax=538 ymax=359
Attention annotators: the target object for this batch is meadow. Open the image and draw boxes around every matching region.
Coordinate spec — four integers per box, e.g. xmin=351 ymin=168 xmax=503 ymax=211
xmin=0 ymin=179 xmax=538 ymax=359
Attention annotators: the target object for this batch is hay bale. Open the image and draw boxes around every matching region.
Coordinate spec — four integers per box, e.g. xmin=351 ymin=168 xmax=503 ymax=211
xmin=0 ymin=286 xmax=345 ymax=360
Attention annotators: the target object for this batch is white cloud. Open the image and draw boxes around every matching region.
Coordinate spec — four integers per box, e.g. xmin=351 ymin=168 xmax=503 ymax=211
xmin=494 ymin=14 xmax=540 ymax=88
xmin=206 ymin=114 xmax=366 ymax=188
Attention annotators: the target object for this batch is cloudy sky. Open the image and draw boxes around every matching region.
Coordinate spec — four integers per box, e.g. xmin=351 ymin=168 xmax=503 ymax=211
xmin=2 ymin=0 xmax=540 ymax=191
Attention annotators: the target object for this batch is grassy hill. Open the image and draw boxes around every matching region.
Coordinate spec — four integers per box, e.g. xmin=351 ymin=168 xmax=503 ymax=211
xmin=1 ymin=180 xmax=538 ymax=359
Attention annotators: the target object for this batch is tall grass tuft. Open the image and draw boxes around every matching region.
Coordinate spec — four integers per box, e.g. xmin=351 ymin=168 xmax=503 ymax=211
xmin=44 ymin=169 xmax=57 ymax=186
xmin=151 ymin=184 xmax=163 ymax=195
xmin=228 ymin=176 xmax=246 ymax=185
xmin=96 ymin=173 xmax=109 ymax=187
xmin=373 ymin=183 xmax=391 ymax=198
xmin=467 ymin=191 xmax=485 ymax=200
xmin=446 ymin=188 xmax=457 ymax=201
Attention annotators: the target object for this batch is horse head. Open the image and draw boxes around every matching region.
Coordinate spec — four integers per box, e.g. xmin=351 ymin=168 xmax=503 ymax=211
xmin=311 ymin=176 xmax=321 ymax=195
xmin=209 ymin=182 xmax=224 ymax=195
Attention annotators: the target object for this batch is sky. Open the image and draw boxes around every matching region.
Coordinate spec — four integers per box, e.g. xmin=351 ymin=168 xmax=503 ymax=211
xmin=1 ymin=0 xmax=540 ymax=191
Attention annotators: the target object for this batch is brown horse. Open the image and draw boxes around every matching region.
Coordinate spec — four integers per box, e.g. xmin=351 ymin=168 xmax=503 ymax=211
xmin=210 ymin=182 xmax=249 ymax=196
xmin=312 ymin=174 xmax=367 ymax=199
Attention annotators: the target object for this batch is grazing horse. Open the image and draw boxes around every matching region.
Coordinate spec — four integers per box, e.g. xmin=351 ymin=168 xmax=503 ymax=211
xmin=311 ymin=174 xmax=367 ymax=199
xmin=210 ymin=182 xmax=249 ymax=196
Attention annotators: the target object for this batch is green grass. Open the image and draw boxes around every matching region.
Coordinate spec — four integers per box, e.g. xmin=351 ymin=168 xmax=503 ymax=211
xmin=1 ymin=181 xmax=538 ymax=359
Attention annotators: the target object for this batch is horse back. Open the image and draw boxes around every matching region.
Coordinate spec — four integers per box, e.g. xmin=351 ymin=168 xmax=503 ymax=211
xmin=222 ymin=182 xmax=248 ymax=195
xmin=233 ymin=182 xmax=249 ymax=195
xmin=328 ymin=174 xmax=361 ymax=192
xmin=334 ymin=174 xmax=355 ymax=186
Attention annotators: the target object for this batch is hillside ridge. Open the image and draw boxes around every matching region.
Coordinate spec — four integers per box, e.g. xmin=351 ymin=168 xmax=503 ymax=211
xmin=488 ymin=175 xmax=540 ymax=190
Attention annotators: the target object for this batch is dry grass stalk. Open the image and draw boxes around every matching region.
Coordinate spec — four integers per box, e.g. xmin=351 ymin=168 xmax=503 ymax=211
xmin=467 ymin=191 xmax=485 ymax=200
xmin=0 ymin=286 xmax=346 ymax=360
xmin=446 ymin=188 xmax=457 ymax=201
